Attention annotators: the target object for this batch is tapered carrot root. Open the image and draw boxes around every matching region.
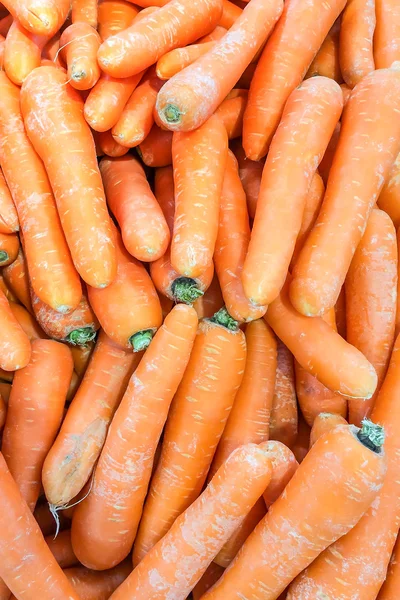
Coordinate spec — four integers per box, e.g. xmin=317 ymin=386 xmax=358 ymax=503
xmin=339 ymin=0 xmax=375 ymax=87
xmin=0 ymin=169 xmax=19 ymax=235
xmin=72 ymin=0 xmax=98 ymax=28
xmin=138 ymin=125 xmax=172 ymax=167
xmin=318 ymin=121 xmax=341 ymax=185
xmin=309 ymin=412 xmax=348 ymax=447
xmin=0 ymin=233 xmax=19 ymax=266
xmin=0 ymin=288 xmax=31 ymax=371
xmin=4 ymin=19 xmax=48 ymax=86
xmin=306 ymin=19 xmax=341 ymax=81
xmin=270 ymin=341 xmax=298 ymax=448
xmin=374 ymin=0 xmax=400 ymax=69
xmin=59 ymin=23 xmax=101 ymax=91
xmin=378 ymin=152 xmax=400 ymax=228
xmin=98 ymin=0 xmax=139 ymax=40
xmin=218 ymin=0 xmax=241 ymax=28
xmin=2 ymin=0 xmax=70 ymax=37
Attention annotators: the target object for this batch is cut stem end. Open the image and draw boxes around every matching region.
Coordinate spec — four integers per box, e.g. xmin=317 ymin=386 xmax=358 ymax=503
xmin=172 ymin=277 xmax=203 ymax=304
xmin=357 ymin=419 xmax=385 ymax=453
xmin=0 ymin=251 xmax=9 ymax=264
xmin=210 ymin=307 xmax=239 ymax=331
xmin=66 ymin=327 xmax=97 ymax=346
xmin=130 ymin=329 xmax=154 ymax=352
xmin=163 ymin=104 xmax=181 ymax=124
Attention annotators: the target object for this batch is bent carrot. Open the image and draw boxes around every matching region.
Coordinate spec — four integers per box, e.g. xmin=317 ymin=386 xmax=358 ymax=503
xmin=242 ymin=77 xmax=343 ymax=307
xmin=100 ymin=156 xmax=170 ymax=261
xmin=132 ymin=309 xmax=246 ymax=565
xmin=96 ymin=130 xmax=129 ymax=157
xmin=193 ymin=564 xmax=225 ymax=600
xmin=0 ymin=288 xmax=31 ymax=371
xmin=230 ymin=139 xmax=264 ymax=220
xmin=339 ymin=0 xmax=375 ymax=87
xmin=1 ymin=0 xmax=70 ymax=36
xmin=64 ymin=562 xmax=132 ymax=600
xmin=0 ymin=169 xmax=19 ymax=235
xmin=290 ymin=68 xmax=400 ymax=318
xmin=4 ymin=19 xmax=48 ymax=86
xmin=309 ymin=412 xmax=348 ymax=447
xmin=202 ymin=422 xmax=386 ymax=600
xmin=59 ymin=23 xmax=101 ymax=91
xmin=266 ymin=277 xmax=378 ymax=400
xmin=45 ymin=530 xmax=78 ymax=569
xmin=377 ymin=534 xmax=400 ymax=600
xmin=98 ymin=0 xmax=139 ymax=40
xmin=156 ymin=42 xmax=215 ymax=80
xmin=2 ymin=250 xmax=32 ymax=313
xmin=270 ymin=341 xmax=298 ymax=448
xmin=374 ymin=0 xmax=400 ymax=68
xmin=0 ymin=232 xmax=19 ymax=266
xmin=345 ymin=208 xmax=397 ymax=425
xmin=305 ymin=19 xmax=341 ymax=81
xmin=9 ymin=302 xmax=46 ymax=340
xmin=21 ymin=66 xmax=117 ymax=289
xmin=155 ymin=0 xmax=282 ymax=131
xmin=43 ymin=330 xmax=139 ymax=508
xmin=72 ymin=0 xmax=98 ymax=28
xmin=97 ymin=0 xmax=223 ymax=78
xmin=71 ymin=304 xmax=198 ymax=570
xmin=138 ymin=124 xmax=172 ymax=167
xmin=378 ymin=152 xmax=400 ymax=229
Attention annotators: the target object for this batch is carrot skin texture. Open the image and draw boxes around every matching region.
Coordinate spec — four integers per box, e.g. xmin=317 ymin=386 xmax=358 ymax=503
xmin=270 ymin=341 xmax=298 ymax=448
xmin=10 ymin=302 xmax=46 ymax=342
xmin=242 ymin=77 xmax=343 ymax=306
xmin=63 ymin=562 xmax=132 ymax=600
xmin=71 ymin=305 xmax=198 ymax=570
xmin=4 ymin=19 xmax=48 ymax=86
xmin=202 ymin=424 xmax=386 ymax=600
xmin=0 ymin=288 xmax=31 ymax=371
xmin=1 ymin=0 xmax=70 ymax=37
xmin=96 ymin=130 xmax=129 ymax=158
xmin=155 ymin=0 xmax=283 ymax=132
xmin=59 ymin=23 xmax=101 ymax=91
xmin=230 ymin=140 xmax=264 ymax=220
xmin=374 ymin=0 xmax=400 ymax=68
xmin=156 ymin=42 xmax=216 ymax=80
xmin=290 ymin=68 xmax=400 ymax=318
xmin=309 ymin=412 xmax=348 ymax=447
xmin=109 ymin=444 xmax=273 ymax=600
xmin=2 ymin=251 xmax=32 ymax=313
xmin=44 ymin=530 xmax=78 ymax=569
xmin=377 ymin=534 xmax=400 ymax=600
xmin=0 ymin=168 xmax=19 ymax=235
xmin=339 ymin=0 xmax=375 ymax=88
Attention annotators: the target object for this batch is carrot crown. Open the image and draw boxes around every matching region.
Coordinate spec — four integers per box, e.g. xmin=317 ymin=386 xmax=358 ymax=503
xmin=210 ymin=307 xmax=239 ymax=331
xmin=171 ymin=277 xmax=204 ymax=304
xmin=357 ymin=419 xmax=385 ymax=453
xmin=129 ymin=329 xmax=154 ymax=352
xmin=66 ymin=326 xmax=97 ymax=346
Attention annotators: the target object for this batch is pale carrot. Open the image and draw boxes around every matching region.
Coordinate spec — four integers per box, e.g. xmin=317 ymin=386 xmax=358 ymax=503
xmin=98 ymin=0 xmax=139 ymax=40
xmin=339 ymin=0 xmax=375 ymax=87
xmin=306 ymin=19 xmax=341 ymax=81
xmin=138 ymin=124 xmax=172 ymax=167
xmin=309 ymin=412 xmax=348 ymax=447
xmin=59 ymin=23 xmax=101 ymax=91
xmin=0 ymin=168 xmax=19 ymax=235
xmin=4 ymin=19 xmax=48 ymax=85
xmin=72 ymin=0 xmax=98 ymax=28
xmin=270 ymin=341 xmax=298 ymax=448
xmin=374 ymin=0 xmax=400 ymax=68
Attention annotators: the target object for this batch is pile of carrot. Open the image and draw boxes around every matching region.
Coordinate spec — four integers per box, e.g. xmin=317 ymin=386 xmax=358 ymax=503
xmin=0 ymin=0 xmax=400 ymax=599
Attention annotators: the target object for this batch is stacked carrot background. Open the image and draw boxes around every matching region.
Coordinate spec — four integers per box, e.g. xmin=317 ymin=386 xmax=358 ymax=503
xmin=0 ymin=0 xmax=399 ymax=599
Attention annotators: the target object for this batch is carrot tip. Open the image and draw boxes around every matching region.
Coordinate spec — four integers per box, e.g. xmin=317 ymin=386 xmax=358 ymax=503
xmin=357 ymin=419 xmax=385 ymax=453
xmin=172 ymin=277 xmax=204 ymax=304
xmin=163 ymin=104 xmax=181 ymax=124
xmin=210 ymin=306 xmax=239 ymax=331
xmin=0 ymin=251 xmax=8 ymax=264
xmin=71 ymin=67 xmax=87 ymax=82
xmin=66 ymin=327 xmax=97 ymax=346
xmin=129 ymin=329 xmax=154 ymax=352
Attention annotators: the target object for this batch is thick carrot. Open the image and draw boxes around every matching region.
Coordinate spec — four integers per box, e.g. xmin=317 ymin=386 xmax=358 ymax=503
xmin=96 ymin=130 xmax=129 ymax=157
xmin=59 ymin=23 xmax=101 ymax=91
xmin=43 ymin=330 xmax=139 ymax=508
xmin=2 ymin=250 xmax=32 ymax=313
xmin=215 ymin=90 xmax=247 ymax=140
xmin=155 ymin=0 xmax=283 ymax=131
xmin=171 ymin=114 xmax=228 ymax=279
xmin=374 ymin=0 xmax=400 ymax=68
xmin=156 ymin=41 xmax=215 ymax=80
xmin=4 ymin=19 xmax=48 ymax=85
xmin=0 ymin=169 xmax=18 ymax=235
xmin=21 ymin=67 xmax=117 ymax=289
xmin=377 ymin=534 xmax=400 ymax=600
xmin=339 ymin=0 xmax=375 ymax=87
xmin=98 ymin=0 xmax=139 ymax=40
xmin=45 ymin=530 xmax=78 ymax=569
xmin=230 ymin=139 xmax=264 ymax=220
xmin=9 ymin=302 xmax=47 ymax=340
xmin=193 ymin=564 xmax=225 ymax=600
xmin=0 ymin=232 xmax=19 ymax=266
xmin=138 ymin=124 xmax=172 ymax=167
xmin=309 ymin=412 xmax=348 ymax=447
xmin=378 ymin=152 xmax=400 ymax=228
xmin=1 ymin=0 xmax=70 ymax=36
xmin=109 ymin=444 xmax=273 ymax=600
xmin=0 ymin=288 xmax=31 ymax=371
xmin=0 ymin=453 xmax=80 ymax=600
xmin=71 ymin=304 xmax=198 ymax=570
xmin=72 ymin=0 xmax=98 ymax=28
xmin=270 ymin=341 xmax=298 ymax=448
xmin=202 ymin=422 xmax=386 ymax=600
xmin=242 ymin=77 xmax=343 ymax=307
xmin=100 ymin=156 xmax=170 ymax=261
xmin=345 ymin=208 xmax=397 ymax=425
xmin=193 ymin=274 xmax=224 ymax=319
xmin=132 ymin=310 xmax=246 ymax=565
xmin=266 ymin=277 xmax=378 ymax=399
xmin=287 ymin=336 xmax=400 ymax=600
xmin=97 ymin=0 xmax=223 ymax=79
xmin=290 ymin=68 xmax=400 ymax=318
xmin=88 ymin=228 xmax=163 ymax=351
xmin=63 ymin=562 xmax=132 ymax=600
xmin=305 ymin=19 xmax=341 ymax=81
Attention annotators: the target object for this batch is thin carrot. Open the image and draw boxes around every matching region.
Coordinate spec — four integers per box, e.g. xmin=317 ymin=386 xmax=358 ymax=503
xmin=309 ymin=412 xmax=348 ymax=447
xmin=156 ymin=42 xmax=216 ymax=80
xmin=45 ymin=530 xmax=78 ymax=569
xmin=2 ymin=250 xmax=32 ymax=312
xmin=378 ymin=152 xmax=400 ymax=228
xmin=202 ymin=421 xmax=386 ymax=600
xmin=0 ymin=287 xmax=31 ymax=371
xmin=0 ymin=169 xmax=18 ymax=235
xmin=0 ymin=453 xmax=81 ymax=600
xmin=100 ymin=156 xmax=170 ymax=261
xmin=265 ymin=276 xmax=378 ymax=399
xmin=4 ymin=19 xmax=48 ymax=85
xmin=63 ymin=562 xmax=132 ymax=600
xmin=88 ymin=227 xmax=163 ymax=351
xmin=171 ymin=114 xmax=228 ymax=279
xmin=339 ymin=0 xmax=375 ymax=87
xmin=290 ymin=68 xmax=400 ymax=318
xmin=9 ymin=302 xmax=47 ymax=340
xmin=132 ymin=309 xmax=246 ymax=565
xmin=242 ymin=77 xmax=343 ymax=307
xmin=0 ymin=232 xmax=19 ymax=266
xmin=72 ymin=0 xmax=98 ymax=28
xmin=98 ymin=0 xmax=139 ymax=40
xmin=138 ymin=124 xmax=172 ymax=167
xmin=218 ymin=0 xmax=241 ymax=28
xmin=374 ymin=0 xmax=400 ymax=69
xmin=21 ymin=66 xmax=117 ymax=289
xmin=377 ymin=533 xmax=400 ymax=600
xmin=59 ymin=23 xmax=101 ymax=91
xmin=97 ymin=0 xmax=223 ymax=79
xmin=193 ymin=274 xmax=224 ymax=319
xmin=215 ymin=90 xmax=247 ymax=140
xmin=193 ymin=564 xmax=225 ymax=600
xmin=155 ymin=0 xmax=282 ymax=131
xmin=1 ymin=0 xmax=70 ymax=36
xmin=96 ymin=130 xmax=129 ymax=157
xmin=305 ymin=19 xmax=341 ymax=81
xmin=270 ymin=341 xmax=298 ymax=448
xmin=230 ymin=139 xmax=264 ymax=220
xmin=70 ymin=342 xmax=95 ymax=380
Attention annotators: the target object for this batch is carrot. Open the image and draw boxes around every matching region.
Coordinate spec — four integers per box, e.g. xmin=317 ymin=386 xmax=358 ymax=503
xmin=171 ymin=114 xmax=227 ymax=279
xmin=291 ymin=68 xmax=400 ymax=318
xmin=0 ymin=73 xmax=82 ymax=312
xmin=0 ymin=288 xmax=31 ymax=371
xmin=269 ymin=341 xmax=298 ymax=448
xmin=339 ymin=0 xmax=375 ymax=87
xmin=377 ymin=533 xmax=400 ymax=600
xmin=70 ymin=342 xmax=94 ymax=380
xmin=4 ymin=19 xmax=48 ymax=85
xmin=193 ymin=274 xmax=224 ymax=319
xmin=374 ymin=0 xmax=400 ymax=69
xmin=378 ymin=152 xmax=400 ymax=228
xmin=100 ymin=156 xmax=170 ymax=261
xmin=0 ymin=232 xmax=19 ymax=266
xmin=96 ymin=130 xmax=129 ymax=157
xmin=266 ymin=277 xmax=378 ymax=399
xmin=138 ymin=124 xmax=173 ymax=167
xmin=132 ymin=309 xmax=246 ymax=565
xmin=215 ymin=90 xmax=247 ymax=140
xmin=305 ymin=19 xmax=341 ymax=81
xmin=109 ymin=443 xmax=274 ymax=600
xmin=43 ymin=330 xmax=139 ymax=508
xmin=218 ymin=0 xmax=241 ymax=28
xmin=64 ymin=562 xmax=132 ymax=600
xmin=156 ymin=42 xmax=216 ymax=80
xmin=0 ymin=276 xmax=16 ymax=305
xmin=45 ymin=530 xmax=78 ymax=569
xmin=9 ymin=302 xmax=47 ymax=340
xmin=87 ymin=228 xmax=163 ymax=351
xmin=72 ymin=0 xmax=98 ymax=28
xmin=318 ymin=121 xmax=340 ymax=185
xmin=230 ymin=140 xmax=263 ymax=220
xmin=2 ymin=250 xmax=32 ymax=312
xmin=59 ymin=23 xmax=101 ymax=91
xmin=0 ymin=452 xmax=80 ymax=600
xmin=0 ymin=394 xmax=6 ymax=431
xmin=345 ymin=208 xmax=397 ymax=425
xmin=97 ymin=0 xmax=223 ymax=79
xmin=41 ymin=31 xmax=60 ymax=62
xmin=202 ymin=421 xmax=386 ymax=600
xmin=309 ymin=412 xmax=348 ymax=447
xmin=1 ymin=0 xmax=70 ymax=36
xmin=242 ymin=77 xmax=343 ymax=307
xmin=198 ymin=25 xmax=227 ymax=41
xmin=193 ymin=564 xmax=225 ymax=600
xmin=155 ymin=0 xmax=282 ymax=132
xmin=287 ymin=336 xmax=400 ymax=600
xmin=0 ymin=170 xmax=18 ymax=235
xmin=98 ymin=0 xmax=139 ymax=40
xmin=0 ymin=14 xmax=12 ymax=37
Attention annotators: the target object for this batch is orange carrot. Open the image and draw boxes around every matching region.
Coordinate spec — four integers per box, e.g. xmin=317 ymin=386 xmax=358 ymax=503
xmin=71 ymin=304 xmax=198 ymax=570
xmin=59 ymin=23 xmax=101 ymax=91
xmin=87 ymin=228 xmax=163 ymax=351
xmin=155 ymin=0 xmax=283 ymax=131
xmin=291 ymin=68 xmax=400 ymax=317
xmin=171 ymin=114 xmax=228 ymax=278
xmin=41 ymin=31 xmax=60 ymax=63
xmin=193 ymin=564 xmax=225 ymax=600
xmin=132 ymin=309 xmax=246 ymax=565
xmin=270 ymin=341 xmax=298 ymax=448
xmin=198 ymin=25 xmax=227 ymax=41
xmin=97 ymin=0 xmax=223 ymax=79
xmin=70 ymin=342 xmax=94 ymax=380
xmin=230 ymin=139 xmax=264 ymax=220
xmin=43 ymin=330 xmax=139 ymax=508
xmin=4 ymin=19 xmax=48 ymax=85
xmin=0 ymin=169 xmax=18 ymax=236
xmin=0 ymin=14 xmax=12 ymax=37
xmin=378 ymin=152 xmax=400 ymax=228
xmin=309 ymin=412 xmax=348 ymax=447
xmin=339 ymin=0 xmax=375 ymax=87
xmin=193 ymin=274 xmax=224 ymax=319
xmin=340 ymin=82 xmax=352 ymax=105
xmin=45 ymin=530 xmax=78 ymax=569
xmin=242 ymin=76 xmax=343 ymax=307
xmin=218 ymin=0 xmax=241 ymax=28
xmin=374 ymin=0 xmax=400 ymax=69
xmin=9 ymin=302 xmax=47 ymax=340
xmin=318 ymin=121 xmax=340 ymax=185
xmin=96 ymin=130 xmax=129 ymax=157
xmin=0 ymin=275 xmax=17 ymax=304
xmin=266 ymin=276 xmax=378 ymax=399
xmin=377 ymin=533 xmax=400 ymax=600
xmin=305 ymin=19 xmax=341 ymax=81
xmin=1 ymin=0 xmax=70 ymax=36
xmin=2 ymin=249 xmax=32 ymax=312
xmin=0 ymin=287 xmax=31 ymax=371
xmin=202 ymin=422 xmax=386 ymax=600
xmin=156 ymin=41 xmax=216 ymax=80
xmin=21 ymin=66 xmax=117 ymax=289
xmin=100 ymin=156 xmax=170 ymax=261
xmin=138 ymin=124 xmax=173 ymax=167
xmin=0 ymin=232 xmax=19 ymax=266
xmin=98 ymin=0 xmax=139 ymax=40
xmin=72 ymin=0 xmax=98 ymax=28
xmin=63 ymin=562 xmax=132 ymax=600
xmin=215 ymin=90 xmax=247 ymax=140
xmin=345 ymin=208 xmax=397 ymax=425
